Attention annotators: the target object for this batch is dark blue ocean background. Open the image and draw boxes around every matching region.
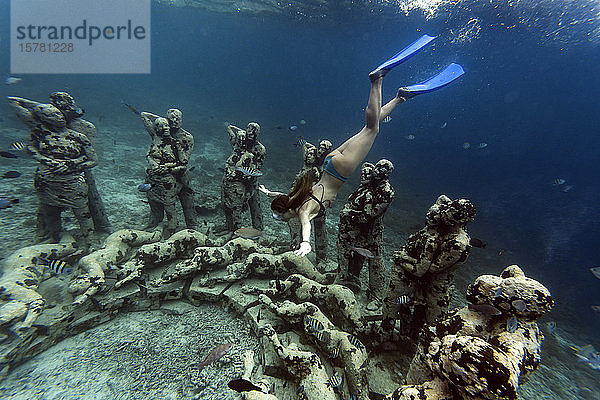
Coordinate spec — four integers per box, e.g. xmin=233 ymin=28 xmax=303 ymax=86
xmin=1 ymin=0 xmax=600 ymax=396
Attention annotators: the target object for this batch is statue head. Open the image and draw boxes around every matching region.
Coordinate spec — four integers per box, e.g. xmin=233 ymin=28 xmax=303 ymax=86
xmin=426 ymin=195 xmax=476 ymax=227
xmin=304 ymin=143 xmax=317 ymax=166
xmin=373 ymin=159 xmax=394 ymax=181
xmin=49 ymin=91 xmax=84 ymax=121
xmin=317 ymin=140 xmax=332 ymax=158
xmin=166 ymin=108 xmax=183 ymax=130
xmin=154 ymin=117 xmax=171 ymax=138
xmin=246 ymin=122 xmax=260 ymax=143
xmin=360 ymin=162 xmax=375 ymax=185
xmin=33 ymin=104 xmax=66 ymax=129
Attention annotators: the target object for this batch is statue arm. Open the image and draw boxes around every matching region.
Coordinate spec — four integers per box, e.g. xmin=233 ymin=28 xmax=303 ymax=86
xmin=226 ymin=125 xmax=243 ymax=147
xmin=6 ymin=97 xmax=40 ymax=127
xmin=140 ymin=112 xmax=159 ymax=137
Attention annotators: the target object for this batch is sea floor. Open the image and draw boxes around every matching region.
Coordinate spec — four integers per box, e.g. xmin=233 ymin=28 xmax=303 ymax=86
xmin=1 ymin=122 xmax=599 ymax=399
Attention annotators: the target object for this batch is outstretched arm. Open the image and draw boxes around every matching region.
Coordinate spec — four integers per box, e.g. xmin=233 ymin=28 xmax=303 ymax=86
xmin=7 ymin=96 xmax=40 ymax=127
xmin=295 ymin=210 xmax=313 ymax=257
xmin=258 ymin=184 xmax=286 ymax=198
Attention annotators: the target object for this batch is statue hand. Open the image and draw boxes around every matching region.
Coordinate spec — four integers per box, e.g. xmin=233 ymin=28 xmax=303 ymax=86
xmin=294 ymin=241 xmax=311 ymax=257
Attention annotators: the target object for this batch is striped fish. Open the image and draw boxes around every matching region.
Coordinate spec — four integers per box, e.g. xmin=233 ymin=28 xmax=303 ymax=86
xmin=328 ymin=346 xmax=340 ymax=359
xmin=326 ymin=371 xmax=343 ymax=388
xmin=9 ymin=141 xmax=27 ymax=151
xmin=235 ymin=166 xmax=263 ymax=177
xmin=77 ymin=174 xmax=86 ymax=185
xmin=382 ymin=116 xmax=392 ymax=123
xmin=394 ymin=295 xmax=411 ymax=305
xmin=347 ymin=334 xmax=363 ymax=349
xmin=294 ymin=137 xmax=306 ymax=147
xmin=42 ymin=259 xmax=74 ymax=275
xmin=305 ymin=315 xmax=324 ymax=332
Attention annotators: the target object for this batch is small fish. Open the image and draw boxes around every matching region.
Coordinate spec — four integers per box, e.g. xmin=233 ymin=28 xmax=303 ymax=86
xmin=275 ymin=125 xmax=283 ymax=130
xmin=77 ymin=174 xmax=86 ymax=185
xmin=5 ymin=76 xmax=22 ymax=85
xmin=137 ymin=183 xmax=152 ymax=192
xmin=498 ymin=249 xmax=505 ymax=256
xmin=462 ymin=142 xmax=470 ymax=149
xmin=294 ymin=137 xmax=306 ymax=147
xmin=394 ymin=295 xmax=411 ymax=305
xmin=121 ymin=101 xmax=140 ymax=116
xmin=0 ymin=151 xmax=19 ymax=159
xmin=40 ymin=259 xmax=74 ymax=275
xmin=235 ymin=166 xmax=263 ymax=177
xmin=326 ymin=371 xmax=343 ymax=388
xmin=562 ymin=185 xmax=574 ymax=193
xmin=382 ymin=116 xmax=392 ymax=123
xmin=289 ymin=125 xmax=298 ymax=131
xmin=478 ymin=142 xmax=488 ymax=149
xmin=306 ymin=315 xmax=324 ymax=331
xmin=9 ymin=141 xmax=27 ymax=151
xmin=506 ymin=315 xmax=518 ymax=333
xmin=590 ymin=267 xmax=600 ymax=280
xmin=469 ymin=237 xmax=486 ymax=248
xmin=512 ymin=299 xmax=527 ymax=312
xmin=347 ymin=333 xmax=363 ymax=349
xmin=546 ymin=321 xmax=557 ymax=335
xmin=189 ymin=166 xmax=196 ymax=172
xmin=441 ymin=122 xmax=447 ymax=129
xmin=553 ymin=178 xmax=566 ymax=186
xmin=228 ymin=378 xmax=263 ymax=393
xmin=2 ymin=171 xmax=22 ymax=179
xmin=299 ymin=119 xmax=307 ymax=125
xmin=328 ymin=346 xmax=340 ymax=359
xmin=197 ymin=343 xmax=233 ymax=372
xmin=592 ymin=305 xmax=600 ymax=313
xmin=351 ymin=246 xmax=374 ymax=258
xmin=234 ymin=227 xmax=264 ymax=239
xmin=468 ymin=303 xmax=502 ymax=316
xmin=404 ymin=134 xmax=415 ymax=140
xmin=0 ymin=198 xmax=19 ymax=210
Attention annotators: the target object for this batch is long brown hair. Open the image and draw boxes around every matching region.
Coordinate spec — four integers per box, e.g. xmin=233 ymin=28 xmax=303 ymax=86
xmin=271 ymin=171 xmax=316 ymax=214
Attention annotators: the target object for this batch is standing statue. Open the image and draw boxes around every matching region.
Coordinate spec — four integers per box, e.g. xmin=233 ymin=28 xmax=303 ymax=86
xmin=337 ymin=159 xmax=394 ymax=311
xmin=381 ymin=194 xmax=476 ymax=339
xmin=220 ymin=122 xmax=265 ymax=232
xmin=8 ymin=93 xmax=110 ymax=234
xmin=141 ymin=109 xmax=195 ymax=237
xmin=6 ymin=102 xmax=97 ymax=247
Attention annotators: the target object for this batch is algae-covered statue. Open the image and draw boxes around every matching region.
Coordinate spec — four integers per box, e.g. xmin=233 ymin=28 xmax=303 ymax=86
xmin=220 ymin=122 xmax=266 ymax=233
xmin=6 ymin=100 xmax=97 ymax=248
xmin=7 ymin=93 xmax=110 ymax=238
xmin=338 ymin=159 xmax=394 ymax=311
xmin=388 ymin=265 xmax=554 ymax=400
xmin=141 ymin=109 xmax=196 ymax=237
xmin=381 ymin=194 xmax=475 ymax=338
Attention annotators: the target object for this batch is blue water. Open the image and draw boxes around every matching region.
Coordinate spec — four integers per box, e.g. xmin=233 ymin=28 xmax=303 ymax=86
xmin=1 ymin=0 xmax=600 ymax=396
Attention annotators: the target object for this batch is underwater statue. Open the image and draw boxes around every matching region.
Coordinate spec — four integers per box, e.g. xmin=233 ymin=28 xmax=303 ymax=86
xmin=381 ymin=194 xmax=475 ymax=339
xmin=220 ymin=122 xmax=266 ymax=233
xmin=7 ymin=92 xmax=111 ymax=235
xmin=337 ymin=159 xmax=394 ymax=311
xmin=5 ymin=102 xmax=97 ymax=247
xmin=141 ymin=110 xmax=195 ymax=237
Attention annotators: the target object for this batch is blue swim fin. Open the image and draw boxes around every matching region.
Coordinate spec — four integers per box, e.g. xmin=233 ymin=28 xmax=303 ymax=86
xmin=399 ymin=63 xmax=465 ymax=98
xmin=370 ymin=34 xmax=436 ymax=80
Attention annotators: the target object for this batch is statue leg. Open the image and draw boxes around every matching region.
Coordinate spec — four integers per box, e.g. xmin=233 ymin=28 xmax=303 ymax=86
xmin=72 ymin=205 xmax=94 ymax=248
xmin=178 ymin=172 xmax=197 ymax=230
xmin=37 ymin=203 xmax=61 ymax=242
xmin=221 ymin=179 xmax=245 ymax=231
xmin=367 ymin=240 xmax=387 ymax=310
xmin=84 ymin=169 xmax=111 ymax=233
xmin=313 ymin=212 xmax=328 ymax=263
xmin=146 ymin=199 xmax=164 ymax=229
xmin=248 ymin=190 xmax=264 ymax=230
xmin=162 ymin=201 xmax=178 ymax=238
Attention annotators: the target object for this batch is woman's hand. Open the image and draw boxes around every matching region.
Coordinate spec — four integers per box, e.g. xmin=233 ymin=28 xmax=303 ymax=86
xmin=258 ymin=184 xmax=270 ymax=196
xmin=294 ymin=241 xmax=311 ymax=257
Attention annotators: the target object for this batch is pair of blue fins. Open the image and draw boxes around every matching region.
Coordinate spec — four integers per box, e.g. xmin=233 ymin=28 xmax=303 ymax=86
xmin=370 ymin=34 xmax=464 ymax=97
